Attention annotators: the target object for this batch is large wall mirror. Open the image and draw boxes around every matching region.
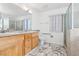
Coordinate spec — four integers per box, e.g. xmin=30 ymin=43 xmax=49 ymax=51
xmin=0 ymin=14 xmax=32 ymax=33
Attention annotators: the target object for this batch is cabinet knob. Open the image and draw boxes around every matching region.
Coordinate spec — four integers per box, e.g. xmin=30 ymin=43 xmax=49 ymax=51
xmin=27 ymin=40 xmax=30 ymax=41
xmin=28 ymin=47 xmax=30 ymax=48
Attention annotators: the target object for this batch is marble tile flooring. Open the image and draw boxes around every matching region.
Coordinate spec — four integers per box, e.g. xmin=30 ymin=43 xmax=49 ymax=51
xmin=26 ymin=42 xmax=67 ymax=56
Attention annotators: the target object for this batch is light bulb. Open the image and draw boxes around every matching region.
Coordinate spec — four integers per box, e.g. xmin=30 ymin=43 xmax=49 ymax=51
xmin=29 ymin=10 xmax=32 ymax=14
xmin=23 ymin=6 xmax=29 ymax=11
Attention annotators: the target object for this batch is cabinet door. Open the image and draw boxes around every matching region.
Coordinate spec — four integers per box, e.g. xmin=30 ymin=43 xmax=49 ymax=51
xmin=25 ymin=34 xmax=32 ymax=39
xmin=0 ymin=45 xmax=18 ymax=56
xmin=25 ymin=39 xmax=31 ymax=54
xmin=32 ymin=36 xmax=39 ymax=49
xmin=32 ymin=32 xmax=39 ymax=49
xmin=17 ymin=40 xmax=24 ymax=56
xmin=0 ymin=34 xmax=24 ymax=56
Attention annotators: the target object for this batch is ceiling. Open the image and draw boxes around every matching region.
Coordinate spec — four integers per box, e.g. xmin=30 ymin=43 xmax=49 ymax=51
xmin=0 ymin=3 xmax=28 ymax=16
xmin=15 ymin=3 xmax=70 ymax=12
xmin=0 ymin=3 xmax=70 ymax=16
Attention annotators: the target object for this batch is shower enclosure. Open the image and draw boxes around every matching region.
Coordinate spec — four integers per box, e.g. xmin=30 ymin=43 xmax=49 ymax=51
xmin=64 ymin=3 xmax=79 ymax=56
xmin=64 ymin=4 xmax=72 ymax=55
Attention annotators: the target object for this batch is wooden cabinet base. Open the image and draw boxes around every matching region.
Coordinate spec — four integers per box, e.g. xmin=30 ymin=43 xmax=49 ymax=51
xmin=0 ymin=32 xmax=39 ymax=56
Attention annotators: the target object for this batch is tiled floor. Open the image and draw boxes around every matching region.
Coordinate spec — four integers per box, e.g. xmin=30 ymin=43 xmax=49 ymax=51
xmin=26 ymin=42 xmax=67 ymax=56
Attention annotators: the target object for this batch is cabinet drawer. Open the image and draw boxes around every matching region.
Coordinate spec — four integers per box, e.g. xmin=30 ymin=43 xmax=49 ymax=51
xmin=25 ymin=34 xmax=32 ymax=39
xmin=32 ymin=36 xmax=39 ymax=39
xmin=25 ymin=39 xmax=31 ymax=47
xmin=32 ymin=32 xmax=38 ymax=37
xmin=0 ymin=35 xmax=24 ymax=42
xmin=10 ymin=35 xmax=24 ymax=40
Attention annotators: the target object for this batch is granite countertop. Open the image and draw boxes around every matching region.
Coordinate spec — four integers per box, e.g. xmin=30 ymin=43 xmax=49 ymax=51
xmin=0 ymin=30 xmax=39 ymax=37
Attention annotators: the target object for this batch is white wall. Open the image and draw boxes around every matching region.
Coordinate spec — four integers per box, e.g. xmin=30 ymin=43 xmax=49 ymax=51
xmin=39 ymin=7 xmax=67 ymax=33
xmin=31 ymin=9 xmax=41 ymax=30
xmin=31 ymin=7 xmax=68 ymax=46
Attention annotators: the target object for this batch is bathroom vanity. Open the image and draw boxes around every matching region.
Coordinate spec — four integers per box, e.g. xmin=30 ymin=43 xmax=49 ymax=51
xmin=0 ymin=31 xmax=39 ymax=56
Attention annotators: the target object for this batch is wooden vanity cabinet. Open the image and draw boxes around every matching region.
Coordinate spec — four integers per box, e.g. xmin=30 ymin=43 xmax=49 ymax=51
xmin=0 ymin=32 xmax=39 ymax=56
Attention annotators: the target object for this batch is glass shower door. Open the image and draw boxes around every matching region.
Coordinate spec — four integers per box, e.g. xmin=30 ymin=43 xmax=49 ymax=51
xmin=64 ymin=4 xmax=72 ymax=55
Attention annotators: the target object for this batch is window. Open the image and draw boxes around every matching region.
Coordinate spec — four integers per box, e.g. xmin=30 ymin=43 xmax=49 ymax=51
xmin=50 ymin=14 xmax=63 ymax=32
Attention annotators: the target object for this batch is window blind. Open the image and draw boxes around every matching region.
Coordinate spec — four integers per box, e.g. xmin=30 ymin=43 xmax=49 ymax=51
xmin=50 ymin=14 xmax=63 ymax=32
